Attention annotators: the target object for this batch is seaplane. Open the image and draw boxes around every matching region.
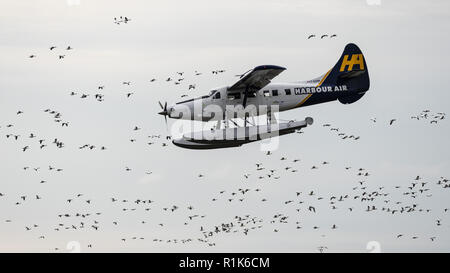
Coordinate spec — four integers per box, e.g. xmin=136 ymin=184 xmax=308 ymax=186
xmin=158 ymin=43 xmax=370 ymax=149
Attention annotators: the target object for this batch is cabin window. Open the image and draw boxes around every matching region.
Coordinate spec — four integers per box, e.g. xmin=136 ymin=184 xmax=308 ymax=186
xmin=247 ymin=91 xmax=257 ymax=98
xmin=263 ymin=90 xmax=270 ymax=97
xmin=272 ymin=90 xmax=278 ymax=96
xmin=285 ymin=89 xmax=291 ymax=95
xmin=227 ymin=93 xmax=241 ymax=100
xmin=213 ymin=92 xmax=221 ymax=99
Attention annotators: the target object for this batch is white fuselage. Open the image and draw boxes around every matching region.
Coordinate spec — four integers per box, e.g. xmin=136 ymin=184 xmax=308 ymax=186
xmin=168 ymin=81 xmax=333 ymax=121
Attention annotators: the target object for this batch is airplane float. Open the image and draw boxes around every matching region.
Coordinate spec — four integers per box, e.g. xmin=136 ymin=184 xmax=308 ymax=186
xmin=158 ymin=43 xmax=370 ymax=149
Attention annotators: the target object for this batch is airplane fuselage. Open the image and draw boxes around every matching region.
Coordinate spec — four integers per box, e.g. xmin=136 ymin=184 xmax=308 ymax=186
xmin=160 ymin=43 xmax=370 ymax=123
xmin=167 ymin=81 xmax=352 ymax=122
xmin=162 ymin=43 xmax=370 ymax=149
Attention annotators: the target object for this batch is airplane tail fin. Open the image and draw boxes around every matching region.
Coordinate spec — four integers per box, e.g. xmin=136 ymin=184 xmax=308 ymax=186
xmin=321 ymin=43 xmax=370 ymax=104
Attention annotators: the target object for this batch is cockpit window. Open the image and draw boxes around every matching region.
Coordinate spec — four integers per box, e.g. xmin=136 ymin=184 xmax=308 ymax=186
xmin=213 ymin=92 xmax=221 ymax=99
xmin=209 ymin=90 xmax=217 ymax=96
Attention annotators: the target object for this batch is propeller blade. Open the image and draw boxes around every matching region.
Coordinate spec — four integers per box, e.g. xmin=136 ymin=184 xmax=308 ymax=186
xmin=164 ymin=112 xmax=170 ymax=135
xmin=158 ymin=101 xmax=170 ymax=135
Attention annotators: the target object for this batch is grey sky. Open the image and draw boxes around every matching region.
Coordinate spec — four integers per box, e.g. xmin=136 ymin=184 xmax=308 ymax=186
xmin=0 ymin=0 xmax=450 ymax=252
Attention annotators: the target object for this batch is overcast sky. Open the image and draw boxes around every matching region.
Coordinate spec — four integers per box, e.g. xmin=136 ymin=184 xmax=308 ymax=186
xmin=1 ymin=0 xmax=450 ymax=252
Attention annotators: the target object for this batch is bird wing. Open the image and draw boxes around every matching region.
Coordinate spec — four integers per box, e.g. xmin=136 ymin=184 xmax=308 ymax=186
xmin=228 ymin=65 xmax=286 ymax=92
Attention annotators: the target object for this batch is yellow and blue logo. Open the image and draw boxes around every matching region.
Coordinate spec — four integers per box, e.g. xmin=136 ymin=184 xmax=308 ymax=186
xmin=339 ymin=54 xmax=364 ymax=72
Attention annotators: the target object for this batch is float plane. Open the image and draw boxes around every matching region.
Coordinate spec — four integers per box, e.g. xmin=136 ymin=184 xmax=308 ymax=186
xmin=158 ymin=43 xmax=370 ymax=149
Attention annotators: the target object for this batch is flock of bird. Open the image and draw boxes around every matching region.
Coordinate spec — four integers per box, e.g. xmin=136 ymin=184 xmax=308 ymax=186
xmin=29 ymin=45 xmax=73 ymax=59
xmin=1 ymin=88 xmax=448 ymax=252
xmin=322 ymin=123 xmax=361 ymax=141
xmin=308 ymin=34 xmax=338 ymax=39
xmin=1 ymin=139 xmax=449 ymax=251
xmin=3 ymin=20 xmax=448 ymax=253
xmin=65 ymin=69 xmax=227 ymax=102
xmin=113 ymin=16 xmax=131 ymax=25
xmin=410 ymin=110 xmax=446 ymax=124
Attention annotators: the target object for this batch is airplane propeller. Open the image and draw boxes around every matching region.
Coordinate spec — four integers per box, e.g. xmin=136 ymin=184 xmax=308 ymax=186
xmin=158 ymin=101 xmax=169 ymax=130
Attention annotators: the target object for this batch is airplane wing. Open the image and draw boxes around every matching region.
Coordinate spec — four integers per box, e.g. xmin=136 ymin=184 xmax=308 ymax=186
xmin=228 ymin=65 xmax=286 ymax=92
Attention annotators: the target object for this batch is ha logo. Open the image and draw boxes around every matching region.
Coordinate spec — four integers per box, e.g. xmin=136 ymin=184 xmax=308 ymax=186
xmin=340 ymin=54 xmax=365 ymax=72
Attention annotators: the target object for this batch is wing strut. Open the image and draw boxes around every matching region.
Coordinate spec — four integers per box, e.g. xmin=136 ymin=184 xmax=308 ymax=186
xmin=242 ymin=85 xmax=249 ymax=108
xmin=243 ymin=85 xmax=250 ymax=127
